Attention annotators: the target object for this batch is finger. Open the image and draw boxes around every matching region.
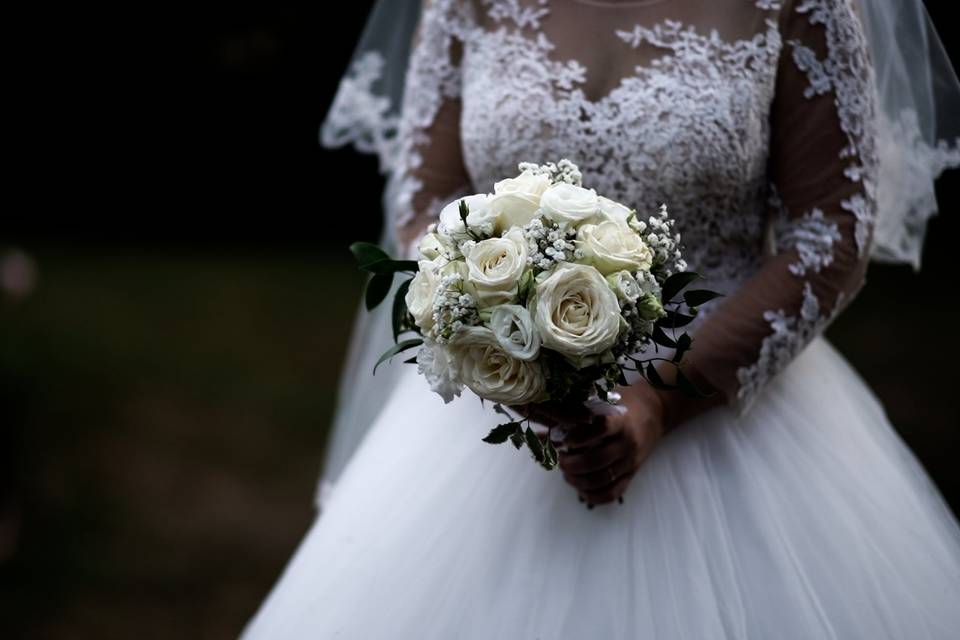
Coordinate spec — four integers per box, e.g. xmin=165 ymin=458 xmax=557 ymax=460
xmin=559 ymin=437 xmax=630 ymax=475
xmin=582 ymin=474 xmax=634 ymax=506
xmin=562 ymin=416 xmax=614 ymax=449
xmin=562 ymin=455 xmax=633 ymax=492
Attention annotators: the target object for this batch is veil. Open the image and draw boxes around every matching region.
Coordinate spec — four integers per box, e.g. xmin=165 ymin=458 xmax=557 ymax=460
xmin=312 ymin=0 xmax=960 ymax=509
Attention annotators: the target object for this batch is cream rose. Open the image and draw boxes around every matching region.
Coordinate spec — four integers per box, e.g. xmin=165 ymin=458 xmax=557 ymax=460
xmin=490 ymin=170 xmax=551 ymax=230
xmin=449 ymin=326 xmax=546 ymax=404
xmin=531 ymin=263 xmax=623 ymax=367
xmin=540 ymin=183 xmax=600 ymax=227
xmin=577 ymin=218 xmax=654 ymax=275
xmin=606 ymin=270 xmax=642 ymax=303
xmin=597 ymin=196 xmax=633 ymax=224
xmin=489 ymin=304 xmax=540 ymax=361
xmin=462 ymin=228 xmax=528 ymax=306
xmin=438 ymin=193 xmax=496 ymax=239
xmin=417 ymin=231 xmax=457 ymax=261
xmin=405 ymin=258 xmax=442 ymax=332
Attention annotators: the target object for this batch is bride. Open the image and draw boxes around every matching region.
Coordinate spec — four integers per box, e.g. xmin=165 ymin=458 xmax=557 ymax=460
xmin=244 ymin=1 xmax=960 ymax=637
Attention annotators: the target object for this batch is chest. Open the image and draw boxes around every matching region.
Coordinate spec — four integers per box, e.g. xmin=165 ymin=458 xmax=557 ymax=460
xmin=457 ymin=7 xmax=784 ymax=204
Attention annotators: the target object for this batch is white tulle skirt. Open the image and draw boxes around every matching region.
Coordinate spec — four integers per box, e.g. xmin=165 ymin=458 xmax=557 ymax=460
xmin=242 ymin=336 xmax=960 ymax=639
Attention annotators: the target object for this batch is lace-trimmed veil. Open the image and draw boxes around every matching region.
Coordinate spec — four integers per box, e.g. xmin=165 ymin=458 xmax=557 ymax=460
xmin=313 ymin=0 xmax=960 ymax=509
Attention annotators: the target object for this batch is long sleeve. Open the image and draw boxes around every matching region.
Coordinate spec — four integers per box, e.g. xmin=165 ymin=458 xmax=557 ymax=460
xmin=390 ymin=0 xmax=475 ymax=257
xmin=680 ymin=0 xmax=880 ymax=415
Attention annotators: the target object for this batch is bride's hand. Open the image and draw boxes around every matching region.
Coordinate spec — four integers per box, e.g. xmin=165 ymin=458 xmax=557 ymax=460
xmin=558 ymin=383 xmax=670 ymax=506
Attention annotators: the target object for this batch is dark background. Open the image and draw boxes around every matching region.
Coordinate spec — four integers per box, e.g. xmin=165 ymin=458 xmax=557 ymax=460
xmin=2 ymin=2 xmax=958 ymax=638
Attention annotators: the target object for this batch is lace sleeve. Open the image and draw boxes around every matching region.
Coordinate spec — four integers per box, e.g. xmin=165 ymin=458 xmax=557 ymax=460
xmin=677 ymin=0 xmax=880 ymax=415
xmin=391 ymin=0 xmax=475 ymax=258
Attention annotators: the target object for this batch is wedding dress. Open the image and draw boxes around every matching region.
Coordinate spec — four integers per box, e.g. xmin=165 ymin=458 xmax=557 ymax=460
xmin=243 ymin=1 xmax=960 ymax=637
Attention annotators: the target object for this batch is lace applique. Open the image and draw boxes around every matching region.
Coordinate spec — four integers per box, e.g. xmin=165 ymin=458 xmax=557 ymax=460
xmin=482 ymin=0 xmax=549 ymax=30
xmin=735 ymin=282 xmax=846 ymax=411
xmin=788 ymin=0 xmax=880 ymax=258
xmin=776 ymin=208 xmax=841 ymax=276
xmin=320 ymin=51 xmax=401 ymax=173
xmin=733 ymin=0 xmax=879 ymax=408
xmin=872 ymin=108 xmax=960 ymax=268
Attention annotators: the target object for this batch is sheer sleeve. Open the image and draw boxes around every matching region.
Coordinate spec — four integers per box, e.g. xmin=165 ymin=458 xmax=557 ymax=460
xmin=678 ymin=0 xmax=880 ymax=416
xmin=391 ymin=0 xmax=475 ymax=257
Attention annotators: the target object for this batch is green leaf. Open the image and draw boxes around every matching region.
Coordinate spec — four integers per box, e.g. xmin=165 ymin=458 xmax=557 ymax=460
xmin=392 ymin=278 xmax=413 ymax=340
xmin=482 ymin=421 xmax=522 ymax=444
xmin=509 ymin=431 xmax=525 ymax=449
xmin=350 ymin=242 xmax=418 ymax=274
xmin=365 ymin=272 xmax=394 ymax=311
xmin=350 ymin=242 xmax=390 ymax=269
xmin=524 ymin=426 xmax=545 ymax=463
xmin=373 ymin=338 xmax=423 ymax=374
xmin=403 ymin=356 xmax=418 ymax=364
xmin=672 ymin=333 xmax=692 ymax=363
xmin=662 ymin=271 xmax=701 ymax=304
xmin=651 ymin=325 xmax=677 ymax=348
xmin=676 ymin=368 xmax=716 ymax=398
xmin=645 ymin=362 xmax=676 ymax=390
xmin=542 ymin=439 xmax=559 ymax=470
xmin=656 ymin=310 xmax=696 ymax=329
xmin=683 ymin=289 xmax=724 ymax=308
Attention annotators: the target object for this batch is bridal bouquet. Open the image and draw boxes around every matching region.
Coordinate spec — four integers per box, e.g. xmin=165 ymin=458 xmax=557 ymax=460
xmin=351 ymin=160 xmax=719 ymax=469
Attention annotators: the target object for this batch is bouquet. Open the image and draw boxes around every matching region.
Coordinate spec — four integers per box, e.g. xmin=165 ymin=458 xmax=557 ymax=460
xmin=351 ymin=160 xmax=720 ymax=469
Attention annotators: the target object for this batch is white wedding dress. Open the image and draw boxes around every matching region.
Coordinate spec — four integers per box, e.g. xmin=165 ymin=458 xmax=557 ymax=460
xmin=243 ymin=1 xmax=960 ymax=637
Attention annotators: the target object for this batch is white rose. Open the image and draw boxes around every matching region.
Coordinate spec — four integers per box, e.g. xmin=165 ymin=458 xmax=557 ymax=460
xmin=405 ymin=258 xmax=442 ymax=332
xmin=438 ymin=193 xmax=496 ymax=239
xmin=540 ymin=183 xmax=600 ymax=228
xmin=531 ymin=263 xmax=623 ymax=368
xmin=416 ymin=339 xmax=463 ymax=404
xmin=597 ymin=196 xmax=633 ymax=224
xmin=417 ymin=232 xmax=455 ymax=260
xmin=489 ymin=304 xmax=540 ymax=361
xmin=462 ymin=228 xmax=528 ymax=306
xmin=490 ymin=193 xmax=541 ymax=231
xmin=494 ymin=170 xmax=552 ymax=198
xmin=606 ymin=270 xmax=642 ymax=303
xmin=448 ymin=326 xmax=546 ymax=405
xmin=490 ymin=170 xmax=551 ymax=230
xmin=577 ymin=218 xmax=654 ymax=275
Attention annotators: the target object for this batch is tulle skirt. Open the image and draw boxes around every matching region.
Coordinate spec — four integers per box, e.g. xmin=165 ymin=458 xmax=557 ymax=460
xmin=242 ymin=336 xmax=960 ymax=639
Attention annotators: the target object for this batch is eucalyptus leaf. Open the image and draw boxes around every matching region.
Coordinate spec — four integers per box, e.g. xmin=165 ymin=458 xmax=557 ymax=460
xmin=483 ymin=421 xmax=522 ymax=444
xmin=350 ymin=242 xmax=390 ymax=269
xmin=683 ymin=289 xmax=724 ymax=308
xmin=672 ymin=333 xmax=692 ymax=363
xmin=403 ymin=356 xmax=418 ymax=364
xmin=661 ymin=271 xmax=701 ymax=303
xmin=645 ymin=362 xmax=676 ymax=390
xmin=652 ymin=325 xmax=678 ymax=348
xmin=392 ymin=278 xmax=413 ymax=340
xmin=656 ymin=310 xmax=696 ymax=329
xmin=542 ymin=439 xmax=559 ymax=470
xmin=373 ymin=338 xmax=423 ymax=374
xmin=524 ymin=426 xmax=545 ymax=463
xmin=365 ymin=272 xmax=394 ymax=311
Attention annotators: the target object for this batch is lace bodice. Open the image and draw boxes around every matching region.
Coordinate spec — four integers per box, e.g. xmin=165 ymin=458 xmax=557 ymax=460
xmin=328 ymin=0 xmax=885 ymax=414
